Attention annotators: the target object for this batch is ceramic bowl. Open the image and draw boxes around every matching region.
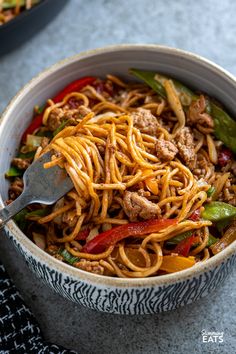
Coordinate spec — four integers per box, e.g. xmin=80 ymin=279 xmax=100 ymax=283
xmin=0 ymin=45 xmax=236 ymax=315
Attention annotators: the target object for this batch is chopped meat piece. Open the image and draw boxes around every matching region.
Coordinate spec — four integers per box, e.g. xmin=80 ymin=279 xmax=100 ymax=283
xmin=156 ymin=139 xmax=178 ymax=161
xmin=175 ymin=127 xmax=195 ymax=168
xmin=47 ymin=108 xmax=67 ymax=131
xmin=188 ymin=95 xmax=214 ymax=129
xmin=47 ymin=106 xmax=91 ymax=131
xmin=131 ymin=108 xmax=159 ymax=136
xmin=11 ymin=158 xmax=30 ymax=170
xmin=218 ymin=180 xmax=236 ymax=206
xmin=47 ymin=245 xmax=60 ymax=255
xmin=123 ymin=190 xmax=161 ymax=222
xmin=193 ymin=168 xmax=205 ymax=178
xmin=9 ymin=178 xmax=23 ymax=200
xmin=74 ymin=259 xmax=104 ymax=275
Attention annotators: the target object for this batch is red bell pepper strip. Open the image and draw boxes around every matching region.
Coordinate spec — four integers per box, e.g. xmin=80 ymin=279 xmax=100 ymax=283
xmin=82 ymin=218 xmax=178 ymax=254
xmin=52 ymin=76 xmax=96 ymax=103
xmin=75 ymin=229 xmax=90 ymax=241
xmin=173 ymin=234 xmax=200 ymax=257
xmin=21 ymin=113 xmax=44 ymax=142
xmin=21 ymin=76 xmax=96 ymax=142
xmin=189 ymin=209 xmax=201 ymax=221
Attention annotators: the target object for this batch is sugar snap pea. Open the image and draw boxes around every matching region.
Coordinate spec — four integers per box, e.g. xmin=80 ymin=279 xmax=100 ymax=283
xmin=130 ymin=68 xmax=236 ymax=153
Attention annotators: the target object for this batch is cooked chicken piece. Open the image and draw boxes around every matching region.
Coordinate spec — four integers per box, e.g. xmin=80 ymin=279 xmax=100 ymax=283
xmin=156 ymin=139 xmax=178 ymax=161
xmin=123 ymin=190 xmax=161 ymax=222
xmin=131 ymin=108 xmax=159 ymax=136
xmin=175 ymin=127 xmax=195 ymax=168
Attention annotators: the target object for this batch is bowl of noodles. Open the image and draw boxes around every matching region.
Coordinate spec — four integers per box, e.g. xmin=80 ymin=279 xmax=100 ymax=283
xmin=0 ymin=0 xmax=67 ymax=55
xmin=0 ymin=45 xmax=236 ymax=314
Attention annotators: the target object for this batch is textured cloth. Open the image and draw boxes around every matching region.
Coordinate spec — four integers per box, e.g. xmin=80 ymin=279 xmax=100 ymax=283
xmin=0 ymin=262 xmax=77 ymax=354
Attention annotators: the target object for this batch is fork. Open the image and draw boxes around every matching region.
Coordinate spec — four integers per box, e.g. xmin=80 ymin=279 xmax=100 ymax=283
xmin=0 ymin=152 xmax=73 ymax=227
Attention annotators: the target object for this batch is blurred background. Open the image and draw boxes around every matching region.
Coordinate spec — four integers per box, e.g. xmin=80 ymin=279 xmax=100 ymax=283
xmin=0 ymin=1 xmax=236 ymax=353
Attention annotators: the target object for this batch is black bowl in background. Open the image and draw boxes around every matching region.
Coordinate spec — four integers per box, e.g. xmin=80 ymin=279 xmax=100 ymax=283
xmin=0 ymin=0 xmax=68 ymax=56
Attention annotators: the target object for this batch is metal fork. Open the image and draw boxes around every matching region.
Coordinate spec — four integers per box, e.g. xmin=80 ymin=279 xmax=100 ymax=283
xmin=0 ymin=152 xmax=73 ymax=227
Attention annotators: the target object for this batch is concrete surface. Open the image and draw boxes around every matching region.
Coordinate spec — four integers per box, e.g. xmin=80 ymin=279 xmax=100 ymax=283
xmin=0 ymin=0 xmax=236 ymax=353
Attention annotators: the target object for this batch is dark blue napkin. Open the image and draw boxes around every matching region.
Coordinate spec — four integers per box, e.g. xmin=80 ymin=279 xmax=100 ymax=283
xmin=0 ymin=262 xmax=77 ymax=353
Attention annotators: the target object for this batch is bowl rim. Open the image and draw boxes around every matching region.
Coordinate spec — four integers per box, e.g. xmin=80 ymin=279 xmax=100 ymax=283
xmin=1 ymin=43 xmax=236 ymax=288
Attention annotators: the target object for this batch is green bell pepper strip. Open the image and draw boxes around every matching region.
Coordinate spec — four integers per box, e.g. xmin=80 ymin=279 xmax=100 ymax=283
xmin=202 ymin=202 xmax=236 ymax=222
xmin=17 ymin=150 xmax=36 ymax=159
xmin=130 ymin=68 xmax=236 ymax=153
xmin=206 ymin=186 xmax=216 ymax=198
xmin=207 ymin=234 xmax=219 ymax=247
xmin=36 ymin=130 xmax=53 ymax=139
xmin=166 ymin=231 xmax=192 ymax=246
xmin=13 ymin=207 xmax=49 ymax=228
xmin=166 ymin=228 xmax=218 ymax=247
xmin=59 ymin=249 xmax=79 ymax=265
xmin=3 ymin=0 xmax=25 ymax=9
xmin=13 ymin=209 xmax=28 ymax=230
xmin=129 ymin=69 xmax=166 ymax=99
xmin=209 ymin=103 xmax=236 ymax=154
xmin=25 ymin=208 xmax=50 ymax=219
xmin=216 ymin=216 xmax=235 ymax=233
xmin=53 ymin=120 xmax=69 ymax=137
xmin=5 ymin=166 xmax=23 ymax=177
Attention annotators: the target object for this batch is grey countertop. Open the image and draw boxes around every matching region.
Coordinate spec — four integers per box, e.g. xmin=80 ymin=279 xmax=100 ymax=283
xmin=0 ymin=1 xmax=236 ymax=353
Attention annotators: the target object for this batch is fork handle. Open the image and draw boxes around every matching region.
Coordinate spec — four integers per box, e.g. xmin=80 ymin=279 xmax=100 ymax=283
xmin=0 ymin=192 xmax=32 ymax=229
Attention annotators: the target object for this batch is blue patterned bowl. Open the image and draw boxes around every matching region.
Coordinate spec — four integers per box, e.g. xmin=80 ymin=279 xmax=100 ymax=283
xmin=0 ymin=45 xmax=236 ymax=314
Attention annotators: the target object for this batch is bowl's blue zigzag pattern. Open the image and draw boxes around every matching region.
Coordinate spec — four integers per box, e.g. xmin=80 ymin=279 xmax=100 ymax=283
xmin=6 ymin=228 xmax=236 ymax=315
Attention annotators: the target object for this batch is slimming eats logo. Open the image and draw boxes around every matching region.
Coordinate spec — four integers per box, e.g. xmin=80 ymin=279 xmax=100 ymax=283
xmin=201 ymin=330 xmax=224 ymax=343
